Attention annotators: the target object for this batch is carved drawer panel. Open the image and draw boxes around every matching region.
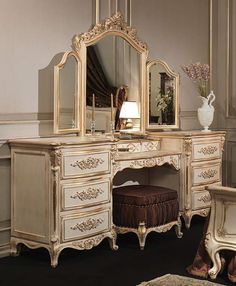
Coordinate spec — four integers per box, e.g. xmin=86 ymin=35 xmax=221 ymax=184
xmin=62 ymin=209 xmax=110 ymax=241
xmin=117 ymin=142 xmax=141 ymax=152
xmin=192 ymin=190 xmax=211 ymax=210
xmin=62 ymin=179 xmax=110 ymax=210
xmin=62 ymin=151 xmax=110 ymax=178
xmin=192 ymin=164 xmax=220 ymax=186
xmin=141 ymin=141 xmax=160 ymax=152
xmin=193 ymin=142 xmax=221 ymax=161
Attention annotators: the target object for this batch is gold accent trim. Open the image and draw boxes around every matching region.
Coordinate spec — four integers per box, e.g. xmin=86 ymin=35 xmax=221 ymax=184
xmin=70 ymin=218 xmax=104 ymax=232
xmin=198 ymin=169 xmax=217 ymax=179
xmin=70 ymin=187 xmax=104 ymax=201
xmin=217 ymin=228 xmax=227 ymax=238
xmin=72 ymin=12 xmax=147 ymax=53
xmin=72 ymin=234 xmax=106 ymax=250
xmin=70 ymin=157 xmax=105 ymax=170
xmin=198 ymin=146 xmax=218 ymax=155
xmin=198 ymin=194 xmax=211 ymax=204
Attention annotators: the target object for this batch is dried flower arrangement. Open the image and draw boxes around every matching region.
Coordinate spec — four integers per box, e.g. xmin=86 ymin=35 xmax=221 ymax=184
xmin=182 ymin=62 xmax=210 ymax=98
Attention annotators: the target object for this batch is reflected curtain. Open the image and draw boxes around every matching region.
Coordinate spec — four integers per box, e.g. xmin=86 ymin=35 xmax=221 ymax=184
xmin=86 ymin=46 xmax=116 ymax=107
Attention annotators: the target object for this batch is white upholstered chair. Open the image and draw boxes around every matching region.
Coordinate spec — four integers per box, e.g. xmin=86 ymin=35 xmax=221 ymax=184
xmin=205 ymin=185 xmax=236 ymax=279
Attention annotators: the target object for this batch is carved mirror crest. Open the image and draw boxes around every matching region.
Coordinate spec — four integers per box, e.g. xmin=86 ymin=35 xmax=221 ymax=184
xmin=146 ymin=59 xmax=179 ymax=130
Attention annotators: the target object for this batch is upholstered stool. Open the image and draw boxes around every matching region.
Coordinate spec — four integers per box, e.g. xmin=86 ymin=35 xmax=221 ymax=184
xmin=113 ymin=185 xmax=183 ymax=249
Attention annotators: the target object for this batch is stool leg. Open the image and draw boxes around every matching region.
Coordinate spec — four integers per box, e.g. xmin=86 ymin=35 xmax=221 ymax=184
xmin=175 ymin=215 xmax=183 ymax=238
xmin=137 ymin=222 xmax=147 ymax=250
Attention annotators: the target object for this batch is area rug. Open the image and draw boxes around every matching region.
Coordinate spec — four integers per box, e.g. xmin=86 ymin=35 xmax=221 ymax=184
xmin=137 ymin=274 xmax=224 ymax=286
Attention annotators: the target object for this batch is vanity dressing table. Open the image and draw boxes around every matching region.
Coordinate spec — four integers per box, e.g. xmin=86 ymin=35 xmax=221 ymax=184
xmin=9 ymin=13 xmax=225 ymax=266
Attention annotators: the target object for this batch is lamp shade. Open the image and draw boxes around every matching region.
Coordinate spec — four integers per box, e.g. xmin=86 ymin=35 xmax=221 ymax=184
xmin=119 ymin=101 xmax=140 ymax=119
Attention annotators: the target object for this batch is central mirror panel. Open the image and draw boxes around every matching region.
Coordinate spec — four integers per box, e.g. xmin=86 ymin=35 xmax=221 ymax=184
xmin=86 ymin=35 xmax=141 ymax=134
xmin=71 ymin=12 xmax=148 ymax=136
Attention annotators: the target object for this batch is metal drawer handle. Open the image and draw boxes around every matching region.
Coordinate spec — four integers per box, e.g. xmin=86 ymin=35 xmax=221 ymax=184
xmin=70 ymin=218 xmax=104 ymax=232
xmin=70 ymin=157 xmax=105 ymax=170
xmin=70 ymin=187 xmax=104 ymax=200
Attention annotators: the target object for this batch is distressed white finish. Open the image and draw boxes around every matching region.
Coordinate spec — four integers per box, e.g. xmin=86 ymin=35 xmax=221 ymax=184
xmin=10 ymin=137 xmax=118 ymax=267
xmin=10 ymin=136 xmax=182 ymax=266
xmin=148 ymin=130 xmax=225 ymax=228
xmin=205 ymin=185 xmax=236 ymax=279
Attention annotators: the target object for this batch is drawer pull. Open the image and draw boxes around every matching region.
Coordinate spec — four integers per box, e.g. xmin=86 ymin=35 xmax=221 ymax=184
xmin=70 ymin=157 xmax=104 ymax=170
xmin=198 ymin=146 xmax=218 ymax=155
xmin=70 ymin=187 xmax=104 ymax=201
xmin=70 ymin=218 xmax=104 ymax=232
xmin=198 ymin=169 xmax=217 ymax=179
xmin=198 ymin=194 xmax=211 ymax=203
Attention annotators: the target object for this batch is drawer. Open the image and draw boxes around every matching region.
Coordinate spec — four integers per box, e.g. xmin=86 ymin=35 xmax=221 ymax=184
xmin=192 ymin=190 xmax=211 ymax=210
xmin=61 ymin=179 xmax=110 ymax=210
xmin=192 ymin=142 xmax=221 ymax=161
xmin=117 ymin=141 xmax=160 ymax=153
xmin=141 ymin=141 xmax=160 ymax=152
xmin=62 ymin=151 xmax=110 ymax=178
xmin=117 ymin=142 xmax=141 ymax=152
xmin=62 ymin=209 xmax=110 ymax=241
xmin=192 ymin=164 xmax=220 ymax=186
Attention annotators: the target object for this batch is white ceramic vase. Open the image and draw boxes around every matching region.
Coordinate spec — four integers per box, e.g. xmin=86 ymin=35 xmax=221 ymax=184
xmin=197 ymin=90 xmax=215 ymax=132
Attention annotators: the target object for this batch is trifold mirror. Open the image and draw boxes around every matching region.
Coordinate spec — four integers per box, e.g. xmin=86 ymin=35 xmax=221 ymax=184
xmin=53 ymin=12 xmax=179 ymax=135
xmin=146 ymin=60 xmax=179 ymax=129
xmin=54 ymin=51 xmax=81 ymax=134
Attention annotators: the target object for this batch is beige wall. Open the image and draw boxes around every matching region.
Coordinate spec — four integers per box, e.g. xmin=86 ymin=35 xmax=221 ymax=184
xmin=0 ymin=0 xmax=226 ymax=256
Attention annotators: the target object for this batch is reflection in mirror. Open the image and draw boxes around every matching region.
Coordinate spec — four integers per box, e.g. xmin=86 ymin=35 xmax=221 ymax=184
xmin=54 ymin=51 xmax=80 ymax=134
xmin=147 ymin=60 xmax=179 ymax=129
xmin=86 ymin=35 xmax=141 ymax=133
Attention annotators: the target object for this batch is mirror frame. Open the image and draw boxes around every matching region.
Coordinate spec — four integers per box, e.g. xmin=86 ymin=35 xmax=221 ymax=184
xmin=146 ymin=59 xmax=180 ymax=130
xmin=71 ymin=12 xmax=148 ymax=136
xmin=54 ymin=51 xmax=81 ymax=134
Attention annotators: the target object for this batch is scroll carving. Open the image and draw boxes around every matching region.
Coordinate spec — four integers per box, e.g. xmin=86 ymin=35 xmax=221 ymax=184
xmin=70 ymin=218 xmax=104 ymax=232
xmin=198 ymin=194 xmax=211 ymax=203
xmin=70 ymin=157 xmax=104 ymax=170
xmin=198 ymin=169 xmax=217 ymax=179
xmin=72 ymin=12 xmax=147 ymax=53
xmin=198 ymin=146 xmax=217 ymax=155
xmin=72 ymin=234 xmax=106 ymax=250
xmin=70 ymin=187 xmax=104 ymax=200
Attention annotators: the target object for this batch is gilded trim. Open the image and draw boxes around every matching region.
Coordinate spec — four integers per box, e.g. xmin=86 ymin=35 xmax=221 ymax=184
xmin=70 ymin=218 xmax=104 ymax=232
xmin=70 ymin=157 xmax=105 ymax=170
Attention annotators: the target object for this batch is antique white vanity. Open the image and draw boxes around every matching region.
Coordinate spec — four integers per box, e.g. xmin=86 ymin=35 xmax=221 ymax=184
xmin=9 ymin=13 xmax=225 ymax=267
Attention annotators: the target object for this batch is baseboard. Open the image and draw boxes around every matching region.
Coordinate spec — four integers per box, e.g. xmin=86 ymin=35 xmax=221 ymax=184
xmin=0 ymin=244 xmax=10 ymax=258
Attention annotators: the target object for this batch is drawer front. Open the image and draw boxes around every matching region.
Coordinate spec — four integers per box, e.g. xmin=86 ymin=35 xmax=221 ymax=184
xmin=63 ymin=151 xmax=110 ymax=178
xmin=192 ymin=190 xmax=211 ymax=210
xmin=193 ymin=142 xmax=221 ymax=161
xmin=62 ymin=209 xmax=110 ymax=241
xmin=192 ymin=164 xmax=220 ymax=186
xmin=117 ymin=142 xmax=141 ymax=152
xmin=62 ymin=179 xmax=110 ymax=210
xmin=142 ymin=141 xmax=159 ymax=152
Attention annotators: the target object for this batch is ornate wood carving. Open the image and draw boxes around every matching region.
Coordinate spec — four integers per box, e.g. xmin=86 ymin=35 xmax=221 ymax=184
xmin=70 ymin=218 xmax=104 ymax=232
xmin=70 ymin=187 xmax=104 ymax=200
xmin=198 ymin=146 xmax=218 ymax=155
xmin=70 ymin=157 xmax=104 ymax=170
xmin=72 ymin=12 xmax=147 ymax=53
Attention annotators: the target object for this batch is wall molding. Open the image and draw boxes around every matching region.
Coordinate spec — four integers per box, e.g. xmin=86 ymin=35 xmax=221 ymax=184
xmin=0 ymin=244 xmax=10 ymax=258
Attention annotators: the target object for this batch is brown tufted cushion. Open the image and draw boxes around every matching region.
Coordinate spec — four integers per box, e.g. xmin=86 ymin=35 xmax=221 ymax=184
xmin=113 ymin=185 xmax=179 ymax=228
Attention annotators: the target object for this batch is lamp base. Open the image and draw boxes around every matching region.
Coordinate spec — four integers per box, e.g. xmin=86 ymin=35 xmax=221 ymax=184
xmin=124 ymin=119 xmax=133 ymax=129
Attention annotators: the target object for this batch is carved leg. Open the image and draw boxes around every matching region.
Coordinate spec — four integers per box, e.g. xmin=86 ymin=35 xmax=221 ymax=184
xmin=175 ymin=216 xmax=183 ymax=238
xmin=49 ymin=247 xmax=61 ymax=268
xmin=10 ymin=240 xmax=21 ymax=257
xmin=205 ymin=233 xmax=221 ymax=279
xmin=208 ymin=251 xmax=221 ymax=279
xmin=183 ymin=213 xmax=192 ymax=229
xmin=137 ymin=222 xmax=147 ymax=250
xmin=108 ymin=229 xmax=118 ymax=250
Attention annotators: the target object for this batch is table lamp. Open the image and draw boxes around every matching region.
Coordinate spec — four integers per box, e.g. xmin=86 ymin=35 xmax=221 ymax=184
xmin=119 ymin=101 xmax=140 ymax=129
